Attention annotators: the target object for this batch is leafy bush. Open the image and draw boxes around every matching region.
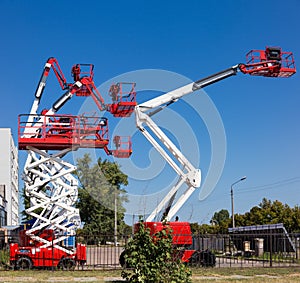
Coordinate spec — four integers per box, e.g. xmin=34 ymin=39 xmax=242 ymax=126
xmin=0 ymin=249 xmax=9 ymax=267
xmin=121 ymin=220 xmax=192 ymax=283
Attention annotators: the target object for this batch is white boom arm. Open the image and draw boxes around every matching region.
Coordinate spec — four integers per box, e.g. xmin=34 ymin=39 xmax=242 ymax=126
xmin=136 ymin=65 xmax=240 ymax=222
xmin=138 ymin=66 xmax=239 ymax=111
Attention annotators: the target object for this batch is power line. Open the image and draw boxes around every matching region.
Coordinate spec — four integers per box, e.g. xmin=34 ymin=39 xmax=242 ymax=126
xmin=236 ymin=177 xmax=300 ymax=195
xmin=202 ymin=176 xmax=300 ymax=203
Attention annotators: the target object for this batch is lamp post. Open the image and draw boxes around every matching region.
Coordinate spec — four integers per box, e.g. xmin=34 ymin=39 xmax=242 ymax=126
xmin=231 ymin=176 xmax=247 ymax=229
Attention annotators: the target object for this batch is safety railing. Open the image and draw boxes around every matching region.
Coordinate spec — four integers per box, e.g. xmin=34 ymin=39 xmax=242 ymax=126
xmin=18 ymin=114 xmax=109 ymax=150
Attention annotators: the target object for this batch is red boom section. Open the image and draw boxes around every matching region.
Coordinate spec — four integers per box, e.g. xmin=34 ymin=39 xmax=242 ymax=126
xmin=134 ymin=221 xmax=193 ymax=246
xmin=71 ymin=64 xmax=107 ymax=111
xmin=240 ymin=47 xmax=296 ymax=77
xmin=18 ymin=114 xmax=109 ymax=151
xmin=45 ymin=57 xmax=69 ymax=90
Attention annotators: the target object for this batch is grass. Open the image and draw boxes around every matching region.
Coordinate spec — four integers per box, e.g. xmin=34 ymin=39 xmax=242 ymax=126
xmin=1 ymin=267 xmax=300 ymax=282
xmin=191 ymin=267 xmax=300 ymax=282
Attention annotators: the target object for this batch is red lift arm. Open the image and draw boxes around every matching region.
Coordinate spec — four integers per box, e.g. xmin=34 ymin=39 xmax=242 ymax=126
xmin=23 ymin=58 xmax=137 ymax=157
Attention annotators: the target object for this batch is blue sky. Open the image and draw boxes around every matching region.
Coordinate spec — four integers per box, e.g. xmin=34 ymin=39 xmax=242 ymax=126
xmin=0 ymin=0 xmax=299 ymax=225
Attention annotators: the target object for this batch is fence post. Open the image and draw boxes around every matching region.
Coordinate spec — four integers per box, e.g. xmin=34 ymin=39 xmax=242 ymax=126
xmin=296 ymin=236 xmax=300 ymax=260
xmin=269 ymin=230 xmax=273 ymax=267
xmin=52 ymin=231 xmax=54 ymax=271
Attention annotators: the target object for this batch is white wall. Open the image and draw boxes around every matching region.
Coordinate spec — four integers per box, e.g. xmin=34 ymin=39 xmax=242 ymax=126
xmin=0 ymin=128 xmax=19 ymax=226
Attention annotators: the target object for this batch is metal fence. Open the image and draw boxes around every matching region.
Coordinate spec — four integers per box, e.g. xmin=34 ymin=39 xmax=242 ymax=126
xmin=1 ymin=231 xmax=300 ymax=270
xmin=192 ymin=232 xmax=300 ymax=268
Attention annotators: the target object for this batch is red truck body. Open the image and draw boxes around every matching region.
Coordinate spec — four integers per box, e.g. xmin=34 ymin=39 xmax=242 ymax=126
xmin=135 ymin=221 xmax=193 ymax=245
xmin=10 ymin=242 xmax=86 ymax=269
xmin=9 ymin=229 xmax=86 ymax=270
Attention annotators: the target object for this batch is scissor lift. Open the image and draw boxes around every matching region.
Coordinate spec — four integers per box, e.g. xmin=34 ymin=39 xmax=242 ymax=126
xmin=11 ymin=58 xmax=136 ymax=270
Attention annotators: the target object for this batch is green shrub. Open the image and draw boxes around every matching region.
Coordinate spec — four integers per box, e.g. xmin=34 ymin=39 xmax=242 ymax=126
xmin=0 ymin=249 xmax=9 ymax=266
xmin=121 ymin=220 xmax=192 ymax=283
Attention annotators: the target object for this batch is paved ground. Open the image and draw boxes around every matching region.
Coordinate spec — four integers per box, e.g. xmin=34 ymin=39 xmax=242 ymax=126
xmin=85 ymin=247 xmax=298 ymax=269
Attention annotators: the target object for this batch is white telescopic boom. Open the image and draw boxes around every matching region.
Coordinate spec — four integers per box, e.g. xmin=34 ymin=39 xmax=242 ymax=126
xmin=136 ymin=65 xmax=240 ymax=221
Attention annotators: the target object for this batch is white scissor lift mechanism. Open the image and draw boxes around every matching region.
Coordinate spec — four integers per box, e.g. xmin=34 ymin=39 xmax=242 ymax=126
xmin=137 ymin=46 xmax=296 ymax=222
xmin=23 ymin=147 xmax=80 ymax=253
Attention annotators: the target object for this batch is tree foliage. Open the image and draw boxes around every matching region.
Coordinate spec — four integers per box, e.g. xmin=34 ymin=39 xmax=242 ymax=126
xmin=21 ymin=187 xmax=32 ymax=221
xmin=76 ymin=153 xmax=130 ymax=235
xmin=199 ymin=198 xmax=300 ymax=234
xmin=190 ymin=209 xmax=231 ymax=234
xmin=211 ymin=209 xmax=230 ymax=224
xmin=121 ymin=219 xmax=192 ymax=283
xmin=234 ymin=198 xmax=300 ymax=232
xmin=21 ymin=184 xmax=47 ymax=222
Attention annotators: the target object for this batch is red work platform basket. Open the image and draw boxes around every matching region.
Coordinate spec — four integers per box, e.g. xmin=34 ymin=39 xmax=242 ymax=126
xmin=108 ymin=82 xmax=137 ymax=117
xmin=18 ymin=114 xmax=109 ymax=151
xmin=111 ymin=136 xmax=132 ymax=158
xmin=240 ymin=47 xmax=296 ymax=78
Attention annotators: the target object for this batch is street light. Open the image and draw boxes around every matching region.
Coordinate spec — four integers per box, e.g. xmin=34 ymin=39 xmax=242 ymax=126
xmin=231 ymin=176 xmax=247 ymax=229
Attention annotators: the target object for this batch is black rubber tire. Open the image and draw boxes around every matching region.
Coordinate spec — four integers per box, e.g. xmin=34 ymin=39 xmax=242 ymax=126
xmin=200 ymin=250 xmax=216 ymax=267
xmin=188 ymin=251 xmax=200 ymax=266
xmin=16 ymin=257 xmax=33 ymax=270
xmin=188 ymin=250 xmax=216 ymax=267
xmin=58 ymin=257 xmax=76 ymax=270
xmin=119 ymin=250 xmax=133 ymax=268
xmin=119 ymin=250 xmax=126 ymax=267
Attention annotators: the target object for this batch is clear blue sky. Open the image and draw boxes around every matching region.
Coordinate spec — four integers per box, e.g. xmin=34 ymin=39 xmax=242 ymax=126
xmin=0 ymin=0 xmax=299 ymax=225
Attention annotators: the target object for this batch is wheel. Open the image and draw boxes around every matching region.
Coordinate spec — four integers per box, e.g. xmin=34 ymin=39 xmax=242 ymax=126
xmin=199 ymin=250 xmax=216 ymax=267
xmin=188 ymin=251 xmax=201 ymax=267
xmin=58 ymin=257 xmax=76 ymax=270
xmin=188 ymin=250 xmax=216 ymax=267
xmin=119 ymin=250 xmax=126 ymax=267
xmin=16 ymin=257 xmax=32 ymax=270
xmin=119 ymin=250 xmax=132 ymax=268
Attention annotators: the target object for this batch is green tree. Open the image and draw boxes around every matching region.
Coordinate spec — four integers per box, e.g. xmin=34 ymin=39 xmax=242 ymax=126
xmin=291 ymin=205 xmax=300 ymax=232
xmin=76 ymin=154 xmax=129 ymax=235
xmin=21 ymin=185 xmax=46 ymax=222
xmin=189 ymin=209 xmax=231 ymax=234
xmin=190 ymin=199 xmax=300 ymax=235
xmin=210 ymin=209 xmax=231 ymax=233
xmin=21 ymin=186 xmax=31 ymax=221
xmin=121 ymin=219 xmax=192 ymax=283
xmin=211 ymin=209 xmax=230 ymax=225
xmin=233 ymin=198 xmax=300 ymax=233
xmin=190 ymin=223 xmax=219 ymax=234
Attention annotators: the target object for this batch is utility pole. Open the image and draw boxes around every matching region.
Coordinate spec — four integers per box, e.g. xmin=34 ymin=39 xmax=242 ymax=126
xmin=114 ymin=190 xmax=118 ymax=246
xmin=231 ymin=176 xmax=247 ymax=228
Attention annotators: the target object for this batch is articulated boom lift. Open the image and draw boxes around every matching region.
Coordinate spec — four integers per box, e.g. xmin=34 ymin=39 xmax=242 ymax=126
xmin=129 ymin=47 xmax=296 ymax=266
xmin=11 ymin=58 xmax=136 ymax=270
